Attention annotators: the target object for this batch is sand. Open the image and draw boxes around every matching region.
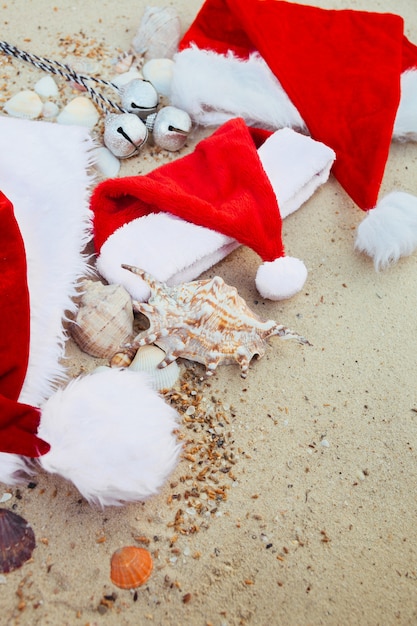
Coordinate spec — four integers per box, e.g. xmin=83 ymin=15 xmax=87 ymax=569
xmin=1 ymin=1 xmax=417 ymax=624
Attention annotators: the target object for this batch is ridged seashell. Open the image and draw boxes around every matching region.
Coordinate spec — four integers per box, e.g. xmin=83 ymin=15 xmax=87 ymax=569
xmin=70 ymin=280 xmax=134 ymax=358
xmin=110 ymin=546 xmax=153 ymax=589
xmin=57 ymin=96 xmax=99 ymax=129
xmin=35 ymin=75 xmax=59 ymax=98
xmin=92 ymin=146 xmax=121 ymax=178
xmin=131 ymin=6 xmax=181 ymax=60
xmin=0 ymin=509 xmax=36 ymax=574
xmin=123 ymin=266 xmax=310 ymax=378
xmin=3 ymin=90 xmax=43 ymax=119
xmin=129 ymin=344 xmax=180 ymax=391
xmin=142 ymin=58 xmax=174 ymax=97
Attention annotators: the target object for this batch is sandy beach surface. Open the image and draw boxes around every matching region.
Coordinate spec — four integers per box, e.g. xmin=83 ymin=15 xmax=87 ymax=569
xmin=1 ymin=1 xmax=417 ymax=624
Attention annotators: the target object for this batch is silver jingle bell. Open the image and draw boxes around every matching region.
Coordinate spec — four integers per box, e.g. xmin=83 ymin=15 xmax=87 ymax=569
xmin=103 ymin=113 xmax=148 ymax=159
xmin=146 ymin=105 xmax=192 ymax=152
xmin=119 ymin=79 xmax=159 ymax=118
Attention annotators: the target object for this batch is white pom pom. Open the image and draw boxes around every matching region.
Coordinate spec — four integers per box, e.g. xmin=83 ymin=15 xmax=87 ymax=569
xmin=255 ymin=256 xmax=307 ymax=300
xmin=0 ymin=452 xmax=32 ymax=485
xmin=37 ymin=368 xmax=180 ymax=506
xmin=355 ymin=191 xmax=417 ymax=270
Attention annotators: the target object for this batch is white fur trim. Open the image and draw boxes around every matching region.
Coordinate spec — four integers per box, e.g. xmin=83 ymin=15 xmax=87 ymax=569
xmin=171 ymin=46 xmax=306 ymax=130
xmin=37 ymin=368 xmax=181 ymax=506
xmin=258 ymin=128 xmax=335 ymax=219
xmin=0 ymin=116 xmax=95 ymax=406
xmin=355 ymin=191 xmax=417 ymax=270
xmin=256 ymin=257 xmax=307 ymax=300
xmin=394 ymin=70 xmax=417 ymax=141
xmin=97 ymin=212 xmax=239 ymax=300
xmin=0 ymin=452 xmax=33 ymax=485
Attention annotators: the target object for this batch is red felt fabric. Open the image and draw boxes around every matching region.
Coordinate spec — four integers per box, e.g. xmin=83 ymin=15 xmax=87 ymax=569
xmin=179 ymin=0 xmax=417 ymax=211
xmin=0 ymin=192 xmax=50 ymax=457
xmin=91 ymin=118 xmax=284 ymax=262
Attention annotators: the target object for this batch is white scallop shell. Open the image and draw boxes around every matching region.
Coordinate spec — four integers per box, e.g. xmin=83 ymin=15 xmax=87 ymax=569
xmin=70 ymin=280 xmax=134 ymax=358
xmin=35 ymin=75 xmax=59 ymax=98
xmin=129 ymin=345 xmax=180 ymax=391
xmin=93 ymin=146 xmax=121 ymax=178
xmin=3 ymin=90 xmax=43 ymax=119
xmin=142 ymin=58 xmax=174 ymax=97
xmin=57 ymin=96 xmax=99 ymax=129
xmin=131 ymin=6 xmax=181 ymax=60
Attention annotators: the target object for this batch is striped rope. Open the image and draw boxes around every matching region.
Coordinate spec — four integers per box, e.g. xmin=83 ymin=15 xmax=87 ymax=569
xmin=0 ymin=40 xmax=128 ymax=114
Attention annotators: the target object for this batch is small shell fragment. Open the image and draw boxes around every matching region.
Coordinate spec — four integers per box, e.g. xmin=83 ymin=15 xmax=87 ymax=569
xmin=110 ymin=546 xmax=153 ymax=589
xmin=0 ymin=508 xmax=36 ymax=574
xmin=3 ymin=90 xmax=43 ymax=119
xmin=131 ymin=6 xmax=181 ymax=60
xmin=70 ymin=280 xmax=134 ymax=358
xmin=41 ymin=101 xmax=60 ymax=118
xmin=57 ymin=96 xmax=99 ymax=129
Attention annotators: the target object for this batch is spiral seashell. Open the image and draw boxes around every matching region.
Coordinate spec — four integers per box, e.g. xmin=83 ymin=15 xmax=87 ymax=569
xmin=131 ymin=6 xmax=181 ymax=60
xmin=70 ymin=280 xmax=134 ymax=358
xmin=110 ymin=546 xmax=153 ymax=589
xmin=129 ymin=344 xmax=180 ymax=391
xmin=0 ymin=508 xmax=36 ymax=574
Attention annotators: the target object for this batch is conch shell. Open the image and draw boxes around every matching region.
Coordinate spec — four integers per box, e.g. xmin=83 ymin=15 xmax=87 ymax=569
xmin=131 ymin=6 xmax=181 ymax=60
xmin=70 ymin=279 xmax=134 ymax=358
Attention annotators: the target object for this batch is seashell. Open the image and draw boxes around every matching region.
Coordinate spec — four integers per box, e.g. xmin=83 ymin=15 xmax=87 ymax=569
xmin=131 ymin=6 xmax=181 ymax=60
xmin=92 ymin=146 xmax=121 ymax=178
xmin=110 ymin=346 xmax=137 ymax=368
xmin=110 ymin=546 xmax=153 ymax=589
xmin=70 ymin=279 xmax=134 ymax=358
xmin=34 ymin=75 xmax=59 ymax=98
xmin=142 ymin=58 xmax=174 ymax=97
xmin=0 ymin=508 xmax=36 ymax=574
xmin=129 ymin=344 xmax=180 ymax=391
xmin=41 ymin=101 xmax=60 ymax=118
xmin=57 ymin=96 xmax=99 ymax=129
xmin=114 ymin=52 xmax=134 ymax=74
xmin=110 ymin=68 xmax=143 ymax=89
xmin=123 ymin=265 xmax=311 ymax=378
xmin=3 ymin=90 xmax=43 ymax=119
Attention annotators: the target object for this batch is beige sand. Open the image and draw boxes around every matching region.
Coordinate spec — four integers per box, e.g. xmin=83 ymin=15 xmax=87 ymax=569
xmin=1 ymin=1 xmax=417 ymax=624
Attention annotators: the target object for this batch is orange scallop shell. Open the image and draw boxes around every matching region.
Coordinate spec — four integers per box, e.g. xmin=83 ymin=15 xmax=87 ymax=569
xmin=110 ymin=546 xmax=153 ymax=589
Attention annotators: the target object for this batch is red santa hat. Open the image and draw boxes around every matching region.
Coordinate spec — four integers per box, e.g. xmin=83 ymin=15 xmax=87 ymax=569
xmin=170 ymin=0 xmax=417 ymax=270
xmin=0 ymin=116 xmax=180 ymax=506
xmin=91 ymin=117 xmax=335 ymax=302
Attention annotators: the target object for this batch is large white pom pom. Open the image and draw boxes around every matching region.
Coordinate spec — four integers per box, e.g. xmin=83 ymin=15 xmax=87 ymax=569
xmin=37 ymin=368 xmax=180 ymax=506
xmin=255 ymin=256 xmax=307 ymax=300
xmin=355 ymin=191 xmax=417 ymax=270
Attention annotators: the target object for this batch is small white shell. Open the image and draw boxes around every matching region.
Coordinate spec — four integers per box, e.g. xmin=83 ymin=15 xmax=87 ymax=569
xmin=41 ymin=101 xmax=60 ymax=118
xmin=57 ymin=96 xmax=99 ymax=129
xmin=142 ymin=58 xmax=174 ymax=97
xmin=3 ymin=90 xmax=43 ymax=119
xmin=129 ymin=345 xmax=180 ymax=391
xmin=35 ymin=75 xmax=59 ymax=98
xmin=93 ymin=146 xmax=121 ymax=178
xmin=131 ymin=6 xmax=181 ymax=60
xmin=110 ymin=69 xmax=143 ymax=89
xmin=70 ymin=280 xmax=134 ymax=358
